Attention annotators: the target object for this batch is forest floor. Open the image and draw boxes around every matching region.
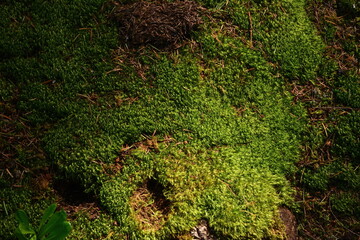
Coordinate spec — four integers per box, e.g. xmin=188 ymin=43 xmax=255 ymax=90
xmin=293 ymin=1 xmax=359 ymax=238
xmin=0 ymin=0 xmax=359 ymax=239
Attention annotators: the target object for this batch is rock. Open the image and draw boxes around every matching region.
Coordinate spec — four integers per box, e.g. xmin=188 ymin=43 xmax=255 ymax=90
xmin=191 ymin=220 xmax=218 ymax=240
xmin=279 ymin=207 xmax=298 ymax=240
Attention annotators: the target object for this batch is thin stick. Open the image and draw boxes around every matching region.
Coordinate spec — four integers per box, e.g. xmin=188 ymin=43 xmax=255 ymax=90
xmin=309 ymin=106 xmax=357 ymax=110
xmin=3 ymin=201 xmax=8 ymax=216
xmin=248 ymin=11 xmax=253 ymax=48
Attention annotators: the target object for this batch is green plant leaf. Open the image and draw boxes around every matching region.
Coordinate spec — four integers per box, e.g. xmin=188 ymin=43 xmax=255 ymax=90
xmin=15 ymin=204 xmax=71 ymax=240
xmin=44 ymin=222 xmax=72 ymax=240
xmin=38 ymin=210 xmax=69 ymax=239
xmin=39 ymin=204 xmax=56 ymax=229
xmin=15 ymin=210 xmax=30 ymax=228
xmin=14 ymin=228 xmax=29 ymax=240
xmin=15 ymin=210 xmax=36 ymax=235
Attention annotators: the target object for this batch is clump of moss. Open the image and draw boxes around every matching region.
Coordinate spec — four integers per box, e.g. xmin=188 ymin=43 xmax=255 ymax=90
xmin=302 ymin=168 xmax=330 ymax=192
xmin=0 ymin=78 xmax=15 ymax=102
xmin=43 ymin=36 xmax=305 ymax=238
xmin=262 ymin=0 xmax=324 ymax=81
xmin=99 ymin=144 xmax=292 ymax=239
xmin=333 ymin=112 xmax=360 ymax=162
xmin=334 ymin=71 xmax=360 ymax=108
xmin=67 ymin=212 xmax=124 ymax=239
xmin=205 ymin=0 xmax=324 ymax=81
xmin=331 ymin=192 xmax=360 ymax=217
xmin=301 ymin=111 xmax=360 ymax=193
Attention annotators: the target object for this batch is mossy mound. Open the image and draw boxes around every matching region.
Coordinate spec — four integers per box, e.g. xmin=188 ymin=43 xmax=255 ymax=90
xmin=0 ymin=0 xmax=327 ymax=239
xmin=43 ymin=43 xmax=305 ymax=238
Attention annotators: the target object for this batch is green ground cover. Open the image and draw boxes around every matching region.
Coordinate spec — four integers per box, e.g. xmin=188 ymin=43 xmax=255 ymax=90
xmin=0 ymin=0 xmax=358 ymax=239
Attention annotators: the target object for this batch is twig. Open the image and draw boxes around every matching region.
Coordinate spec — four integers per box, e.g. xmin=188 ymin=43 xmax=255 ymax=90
xmin=0 ymin=114 xmax=12 ymax=121
xmin=218 ymin=178 xmax=237 ymax=197
xmin=3 ymin=201 xmax=8 ymax=216
xmin=302 ymin=188 xmax=307 ymax=218
xmin=248 ymin=11 xmax=253 ymax=48
xmin=309 ymin=106 xmax=356 ymax=110
xmin=5 ymin=169 xmax=13 ymax=178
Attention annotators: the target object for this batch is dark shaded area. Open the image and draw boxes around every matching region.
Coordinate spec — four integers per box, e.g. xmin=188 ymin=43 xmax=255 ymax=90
xmin=146 ymin=178 xmax=171 ymax=213
xmin=53 ymin=178 xmax=96 ymax=206
xmin=336 ymin=0 xmax=359 ymax=19
xmin=111 ymin=1 xmax=202 ymax=49
xmin=52 ymin=177 xmax=102 ymax=221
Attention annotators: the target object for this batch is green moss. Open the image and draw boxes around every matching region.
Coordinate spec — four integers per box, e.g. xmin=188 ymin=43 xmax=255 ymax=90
xmin=302 ymin=112 xmax=360 ymax=193
xmin=333 ymin=112 xmax=360 ymax=162
xmin=331 ymin=192 xmax=360 ymax=217
xmin=0 ymin=2 xmax=39 ymax=59
xmin=302 ymin=168 xmax=330 ymax=191
xmin=41 ymin=40 xmax=305 ymax=238
xmin=334 ymin=71 xmax=360 ymax=108
xmin=263 ymin=0 xmax=324 ymax=81
xmin=99 ymin=145 xmax=292 ymax=239
xmin=0 ymin=0 xmax=119 ymax=124
xmin=68 ymin=212 xmax=124 ymax=239
xmin=0 ymin=78 xmax=15 ymax=102
xmin=0 ymin=0 xmax=329 ymax=238
xmin=204 ymin=0 xmax=324 ymax=81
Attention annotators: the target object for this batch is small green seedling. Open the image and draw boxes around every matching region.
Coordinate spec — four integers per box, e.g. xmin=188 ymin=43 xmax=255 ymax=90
xmin=15 ymin=204 xmax=71 ymax=240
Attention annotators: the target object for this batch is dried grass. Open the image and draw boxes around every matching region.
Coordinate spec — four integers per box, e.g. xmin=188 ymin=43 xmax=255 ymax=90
xmin=130 ymin=180 xmax=171 ymax=232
